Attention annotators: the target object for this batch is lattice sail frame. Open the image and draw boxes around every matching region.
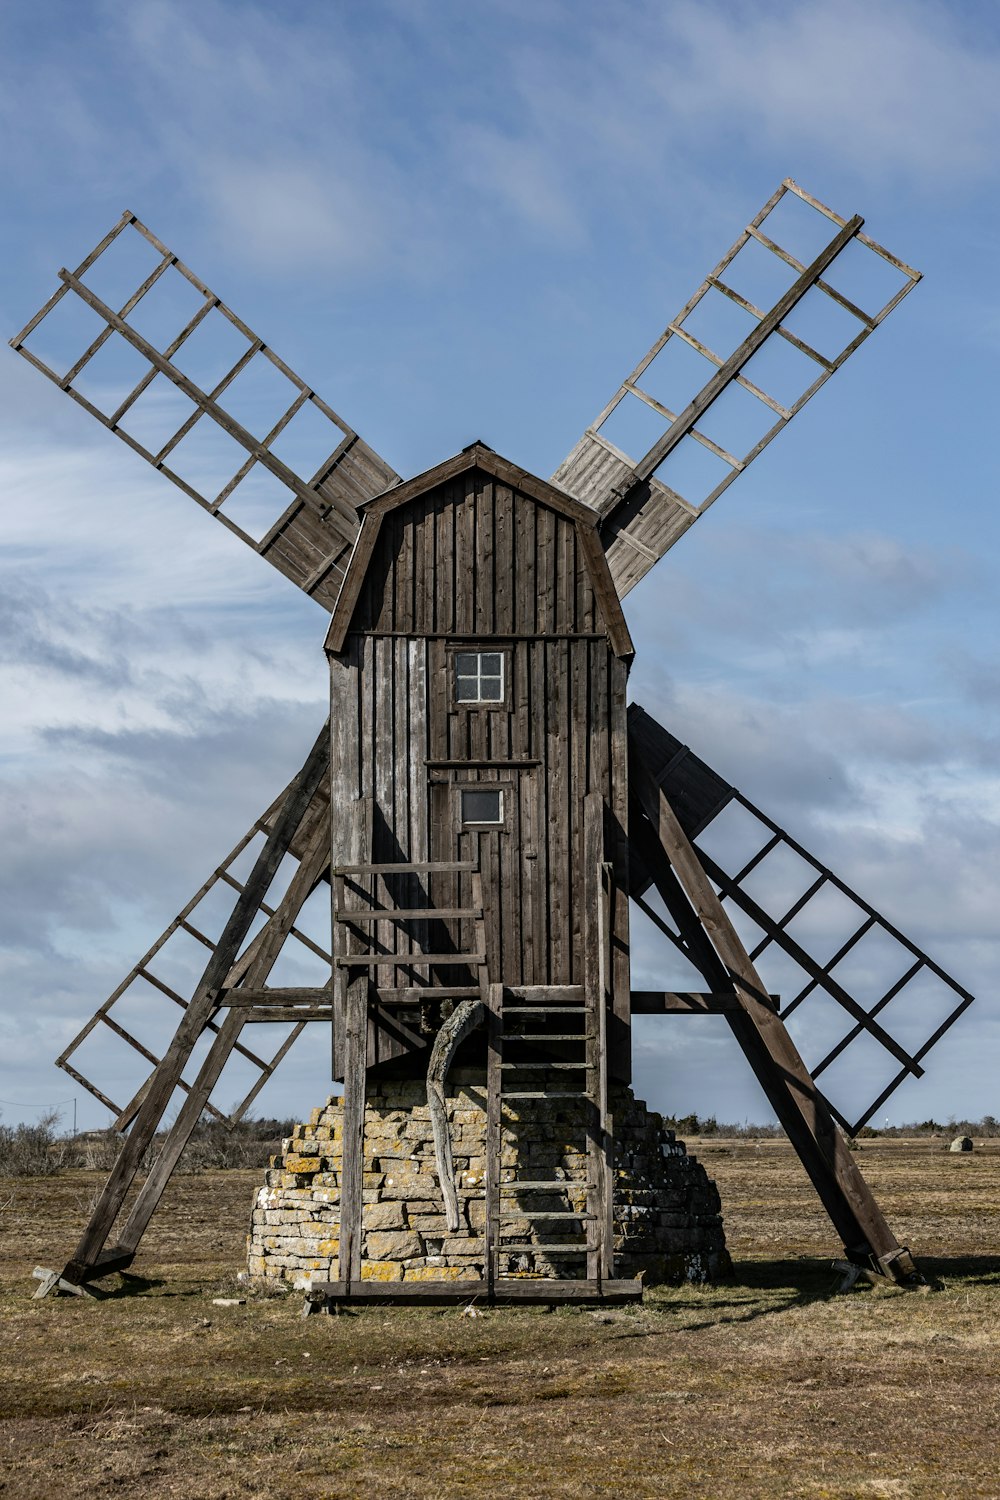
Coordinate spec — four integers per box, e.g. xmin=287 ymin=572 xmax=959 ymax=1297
xmin=57 ymin=770 xmax=333 ymax=1131
xmin=628 ymin=708 xmax=973 ymax=1137
xmin=9 ymin=212 xmax=399 ymax=610
xmin=554 ymin=179 xmax=922 ymax=597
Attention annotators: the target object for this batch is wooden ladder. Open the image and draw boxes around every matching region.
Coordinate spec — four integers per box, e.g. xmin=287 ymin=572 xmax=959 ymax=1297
xmin=486 ymin=978 xmax=611 ymax=1290
xmin=332 ymin=859 xmax=491 ymax=1290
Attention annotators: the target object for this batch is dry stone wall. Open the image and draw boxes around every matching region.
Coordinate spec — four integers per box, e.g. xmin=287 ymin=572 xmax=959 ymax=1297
xmin=247 ymin=1072 xmax=730 ymax=1288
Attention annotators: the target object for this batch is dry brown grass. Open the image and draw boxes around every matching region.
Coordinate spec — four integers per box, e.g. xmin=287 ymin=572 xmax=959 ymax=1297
xmin=1 ymin=1138 xmax=998 ymax=1499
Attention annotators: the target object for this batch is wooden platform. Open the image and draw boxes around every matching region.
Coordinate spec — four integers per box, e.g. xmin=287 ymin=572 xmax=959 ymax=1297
xmin=307 ymin=1278 xmax=644 ymax=1307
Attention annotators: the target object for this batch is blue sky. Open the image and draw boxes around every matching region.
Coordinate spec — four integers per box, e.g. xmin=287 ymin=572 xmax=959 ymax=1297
xmin=1 ymin=0 xmax=999 ymax=1131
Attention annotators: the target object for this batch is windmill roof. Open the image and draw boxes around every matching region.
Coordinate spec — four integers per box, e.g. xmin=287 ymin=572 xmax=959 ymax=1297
xmin=325 ymin=442 xmax=633 ymax=657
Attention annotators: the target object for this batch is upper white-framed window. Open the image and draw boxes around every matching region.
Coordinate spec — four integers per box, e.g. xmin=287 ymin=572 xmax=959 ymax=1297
xmin=453 ymin=649 xmax=505 ymax=704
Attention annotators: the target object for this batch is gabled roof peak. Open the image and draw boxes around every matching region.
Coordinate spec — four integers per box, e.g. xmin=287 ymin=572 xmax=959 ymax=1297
xmin=327 ymin=445 xmax=633 ymax=659
xmin=360 ymin=443 xmax=599 ymax=527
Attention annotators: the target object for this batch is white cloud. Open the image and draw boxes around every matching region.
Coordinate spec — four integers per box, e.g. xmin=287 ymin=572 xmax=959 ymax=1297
xmin=655 ymin=0 xmax=1000 ymax=183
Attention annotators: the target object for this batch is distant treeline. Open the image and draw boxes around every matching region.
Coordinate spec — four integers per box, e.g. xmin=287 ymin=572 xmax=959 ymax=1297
xmin=662 ymin=1113 xmax=1000 ymax=1140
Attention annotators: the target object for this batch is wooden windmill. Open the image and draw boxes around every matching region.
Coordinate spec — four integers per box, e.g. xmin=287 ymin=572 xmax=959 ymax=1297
xmin=12 ymin=180 xmax=972 ymax=1304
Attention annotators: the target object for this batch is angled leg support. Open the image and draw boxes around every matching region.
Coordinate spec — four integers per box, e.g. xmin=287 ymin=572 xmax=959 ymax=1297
xmin=53 ymin=724 xmax=332 ymax=1290
xmin=629 ymin=726 xmax=921 ymax=1285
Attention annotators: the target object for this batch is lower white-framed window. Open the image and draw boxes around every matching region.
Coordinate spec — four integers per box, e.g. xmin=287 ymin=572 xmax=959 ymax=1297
xmin=460 ymin=787 xmax=504 ymax=826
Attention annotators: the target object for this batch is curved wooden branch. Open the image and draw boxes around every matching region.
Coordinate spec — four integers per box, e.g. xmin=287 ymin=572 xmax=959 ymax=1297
xmin=426 ymin=1000 xmax=486 ymax=1232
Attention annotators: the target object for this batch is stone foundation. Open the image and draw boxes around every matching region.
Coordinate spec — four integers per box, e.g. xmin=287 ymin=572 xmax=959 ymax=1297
xmin=247 ymin=1073 xmax=730 ymax=1289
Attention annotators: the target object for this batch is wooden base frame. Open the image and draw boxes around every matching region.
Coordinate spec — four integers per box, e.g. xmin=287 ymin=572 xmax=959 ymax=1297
xmin=304 ymin=1279 xmax=643 ymax=1310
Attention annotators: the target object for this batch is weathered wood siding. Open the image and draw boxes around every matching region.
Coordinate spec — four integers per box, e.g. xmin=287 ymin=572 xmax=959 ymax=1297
xmin=329 ymin=464 xmax=631 ymax=1073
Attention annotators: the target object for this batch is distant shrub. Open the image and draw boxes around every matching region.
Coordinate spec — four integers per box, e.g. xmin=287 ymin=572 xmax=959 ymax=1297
xmin=176 ymin=1117 xmax=296 ymax=1173
xmin=0 ymin=1111 xmax=67 ymax=1176
xmin=0 ymin=1111 xmax=296 ymax=1178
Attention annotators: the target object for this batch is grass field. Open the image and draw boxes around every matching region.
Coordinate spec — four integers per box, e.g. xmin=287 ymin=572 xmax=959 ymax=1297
xmin=1 ymin=1137 xmax=997 ymax=1498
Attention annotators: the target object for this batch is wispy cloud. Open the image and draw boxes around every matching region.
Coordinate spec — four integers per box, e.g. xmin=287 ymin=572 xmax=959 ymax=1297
xmin=652 ymin=0 xmax=1000 ymax=184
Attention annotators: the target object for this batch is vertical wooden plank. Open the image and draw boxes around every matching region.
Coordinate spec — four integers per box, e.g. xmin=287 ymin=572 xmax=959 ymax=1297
xmin=437 ymin=484 xmax=454 ymax=635
xmin=495 ymin=483 xmax=514 ymax=636
xmin=584 ymin=791 xmax=614 ymax=1283
xmin=608 ymin=653 xmax=631 ymax=1081
xmin=396 ymin=503 xmax=413 ymax=635
xmin=408 ymin=639 xmax=428 ymax=863
xmin=548 ymin=637 xmax=568 ymax=983
xmin=569 ymin=637 xmax=588 ymax=985
xmin=536 ymin=503 xmax=554 ymax=637
xmin=373 ymin=635 xmax=393 ymax=859
xmin=456 ymin=476 xmax=475 ymax=634
xmin=393 ymin=638 xmax=409 ymax=859
xmin=478 ymin=470 xmax=495 ymax=635
xmin=429 ymin=637 xmax=449 ymax=762
xmin=338 ymin=971 xmax=368 ymax=1290
xmin=410 ymin=497 xmax=426 ymax=636
xmin=597 ymin=861 xmax=614 ymax=1281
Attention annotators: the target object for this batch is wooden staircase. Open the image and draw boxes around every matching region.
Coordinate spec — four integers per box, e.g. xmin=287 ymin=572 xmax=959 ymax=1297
xmin=486 ymin=981 xmax=612 ymax=1288
xmin=313 ymin=836 xmax=640 ymax=1306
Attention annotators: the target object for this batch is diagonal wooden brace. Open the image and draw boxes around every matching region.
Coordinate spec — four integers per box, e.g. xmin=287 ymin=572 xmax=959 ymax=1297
xmin=52 ymin=722 xmax=331 ymax=1290
xmin=628 ymin=722 xmax=921 ymax=1285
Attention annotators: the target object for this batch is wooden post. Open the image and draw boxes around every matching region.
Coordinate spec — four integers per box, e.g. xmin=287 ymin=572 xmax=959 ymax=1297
xmin=484 ymin=982 xmax=503 ymax=1298
xmin=337 ymin=972 xmax=368 ymax=1291
xmin=628 ymin=725 xmax=919 ymax=1282
xmin=583 ymin=792 xmax=613 ymax=1284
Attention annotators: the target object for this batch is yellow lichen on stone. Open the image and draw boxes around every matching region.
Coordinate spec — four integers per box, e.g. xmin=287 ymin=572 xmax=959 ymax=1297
xmin=284 ymin=1154 xmax=321 ymax=1174
xmin=360 ymin=1260 xmax=403 ymax=1282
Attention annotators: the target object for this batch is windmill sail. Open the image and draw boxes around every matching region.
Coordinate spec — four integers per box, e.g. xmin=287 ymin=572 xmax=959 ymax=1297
xmin=627 ymin=705 xmax=972 ymax=1137
xmin=57 ymin=756 xmax=333 ymax=1131
xmin=553 ymin=180 xmax=921 ymax=597
xmin=10 ymin=213 xmax=400 ymax=610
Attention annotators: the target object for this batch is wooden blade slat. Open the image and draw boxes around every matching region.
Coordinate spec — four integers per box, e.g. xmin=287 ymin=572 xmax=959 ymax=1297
xmin=10 ymin=214 xmax=401 ymax=611
xmin=553 ymin=181 xmax=921 ymax=597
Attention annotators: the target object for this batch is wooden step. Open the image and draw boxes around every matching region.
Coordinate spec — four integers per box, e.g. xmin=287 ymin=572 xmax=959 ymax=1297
xmin=499 ymin=1243 xmax=592 ymax=1254
xmin=336 ymin=862 xmax=477 ymax=874
xmin=376 ymin=986 xmax=483 ymax=1001
xmin=502 ymin=1006 xmax=589 ymax=1015
xmin=500 ymin=1033 xmax=594 ymax=1042
xmin=501 ymin=1091 xmax=592 ymax=1101
xmin=499 ymin=1211 xmax=594 ymax=1221
xmin=335 ymin=907 xmax=481 ymax=921
xmin=335 ymin=953 xmax=485 ymax=967
xmin=499 ymin=1180 xmax=595 ymax=1192
xmin=500 ymin=1062 xmax=592 ymax=1071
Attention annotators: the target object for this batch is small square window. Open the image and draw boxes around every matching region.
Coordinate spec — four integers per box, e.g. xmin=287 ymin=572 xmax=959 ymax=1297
xmin=453 ymin=650 xmax=505 ymax=703
xmin=461 ymin=788 xmax=504 ymax=825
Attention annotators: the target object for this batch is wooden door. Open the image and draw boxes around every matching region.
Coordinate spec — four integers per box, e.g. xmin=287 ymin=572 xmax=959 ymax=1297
xmin=430 ymin=769 xmax=535 ymax=988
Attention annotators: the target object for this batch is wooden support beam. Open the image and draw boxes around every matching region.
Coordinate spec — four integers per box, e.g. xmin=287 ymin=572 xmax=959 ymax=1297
xmin=628 ymin=717 xmax=921 ymax=1284
xmin=57 ymin=724 xmax=331 ymax=1287
xmin=217 ymin=987 xmax=334 ymax=1007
